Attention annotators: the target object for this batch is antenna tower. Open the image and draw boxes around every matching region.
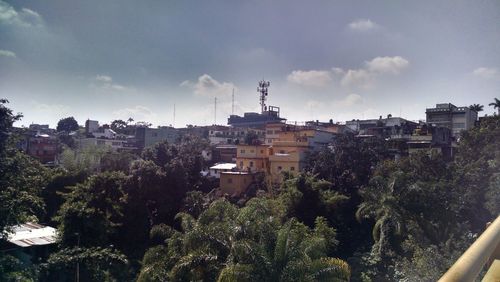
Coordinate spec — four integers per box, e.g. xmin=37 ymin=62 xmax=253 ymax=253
xmin=257 ymin=80 xmax=270 ymax=114
xmin=232 ymin=88 xmax=234 ymax=115
xmin=214 ymin=97 xmax=217 ymax=125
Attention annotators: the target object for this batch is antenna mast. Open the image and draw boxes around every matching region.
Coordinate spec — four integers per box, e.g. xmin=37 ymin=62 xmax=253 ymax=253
xmin=173 ymin=104 xmax=176 ymax=127
xmin=257 ymin=80 xmax=270 ymax=114
xmin=214 ymin=97 xmax=217 ymax=125
xmin=231 ymin=88 xmax=234 ymax=115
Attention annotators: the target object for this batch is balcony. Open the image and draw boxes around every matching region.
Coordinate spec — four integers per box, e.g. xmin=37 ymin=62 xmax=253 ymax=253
xmin=439 ymin=215 xmax=500 ymax=281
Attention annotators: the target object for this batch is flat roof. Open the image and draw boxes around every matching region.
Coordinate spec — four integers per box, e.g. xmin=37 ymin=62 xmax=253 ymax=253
xmin=210 ymin=163 xmax=237 ymax=170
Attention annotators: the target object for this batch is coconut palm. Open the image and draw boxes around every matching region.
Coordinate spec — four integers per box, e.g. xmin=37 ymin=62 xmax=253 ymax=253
xmin=489 ymin=98 xmax=500 ymax=115
xmin=218 ymin=218 xmax=350 ymax=282
xmin=469 ymin=104 xmax=484 ymax=113
xmin=138 ymin=198 xmax=350 ymax=282
xmin=356 ymin=173 xmax=407 ymax=259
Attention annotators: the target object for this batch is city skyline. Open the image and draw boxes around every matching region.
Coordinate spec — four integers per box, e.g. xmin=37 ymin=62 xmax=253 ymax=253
xmin=1 ymin=0 xmax=499 ymax=127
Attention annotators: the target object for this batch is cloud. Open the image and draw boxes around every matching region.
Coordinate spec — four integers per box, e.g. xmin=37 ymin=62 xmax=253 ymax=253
xmin=340 ymin=69 xmax=374 ymax=89
xmin=181 ymin=74 xmax=236 ymax=96
xmin=0 ymin=49 xmax=16 ymax=58
xmin=95 ymin=75 xmax=112 ymax=83
xmin=348 ymin=19 xmax=378 ymax=31
xmin=339 ymin=56 xmax=409 ymax=88
xmin=0 ymin=1 xmax=43 ymax=27
xmin=92 ymin=75 xmax=130 ymax=92
xmin=338 ymin=93 xmax=364 ymax=107
xmin=472 ymin=67 xmax=500 ymax=80
xmin=287 ymin=70 xmax=332 ymax=87
xmin=366 ymin=56 xmax=409 ymax=74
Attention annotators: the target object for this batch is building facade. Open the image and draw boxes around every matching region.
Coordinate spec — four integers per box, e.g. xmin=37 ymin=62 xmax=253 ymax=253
xmin=426 ymin=103 xmax=477 ymax=137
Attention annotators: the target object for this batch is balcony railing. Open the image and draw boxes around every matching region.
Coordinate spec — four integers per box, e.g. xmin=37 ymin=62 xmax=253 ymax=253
xmin=439 ymin=215 xmax=500 ymax=281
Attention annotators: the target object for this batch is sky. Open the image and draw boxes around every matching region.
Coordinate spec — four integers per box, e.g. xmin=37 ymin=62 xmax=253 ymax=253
xmin=1 ymin=0 xmax=499 ymax=128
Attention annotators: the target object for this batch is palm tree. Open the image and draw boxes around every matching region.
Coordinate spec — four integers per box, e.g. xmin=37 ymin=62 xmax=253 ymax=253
xmin=138 ymin=198 xmax=351 ymax=282
xmin=218 ymin=218 xmax=350 ymax=282
xmin=469 ymin=104 xmax=484 ymax=113
xmin=356 ymin=174 xmax=406 ymax=259
xmin=489 ymin=98 xmax=500 ymax=115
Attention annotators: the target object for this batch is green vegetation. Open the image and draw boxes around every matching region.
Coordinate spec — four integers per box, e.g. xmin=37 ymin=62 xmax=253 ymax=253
xmin=0 ymin=98 xmax=499 ymax=281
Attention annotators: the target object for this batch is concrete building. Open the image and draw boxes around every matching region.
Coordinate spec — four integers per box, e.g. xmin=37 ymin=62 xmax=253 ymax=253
xmin=27 ymin=134 xmax=58 ymax=164
xmin=236 ymin=144 xmax=270 ymax=173
xmin=85 ymin=119 xmax=99 ymax=134
xmin=346 ymin=115 xmax=417 ymax=137
xmin=212 ymin=144 xmax=237 ymax=163
xmin=219 ymin=171 xmax=256 ymax=196
xmin=426 ymin=103 xmax=477 ymax=137
xmin=135 ymin=126 xmax=179 ymax=148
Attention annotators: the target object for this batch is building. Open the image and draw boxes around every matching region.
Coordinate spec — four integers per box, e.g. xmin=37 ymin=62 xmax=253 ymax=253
xmin=78 ymin=137 xmax=132 ymax=151
xmin=27 ymin=134 xmax=58 ymax=164
xmin=135 ymin=126 xmax=179 ymax=148
xmin=236 ymin=144 xmax=270 ymax=173
xmin=212 ymin=144 xmax=237 ymax=163
xmin=407 ymin=124 xmax=453 ymax=158
xmin=346 ymin=115 xmax=418 ymax=137
xmin=268 ymin=127 xmax=335 ymax=183
xmin=219 ymin=171 xmax=256 ymax=196
xmin=426 ymin=103 xmax=477 ymax=137
xmin=85 ymin=119 xmax=99 ymax=134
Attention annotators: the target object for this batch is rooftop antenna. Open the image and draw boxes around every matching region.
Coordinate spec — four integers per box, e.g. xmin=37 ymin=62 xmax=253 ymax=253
xmin=214 ymin=97 xmax=217 ymax=125
xmin=173 ymin=104 xmax=176 ymax=128
xmin=257 ymin=80 xmax=270 ymax=114
xmin=231 ymin=88 xmax=235 ymax=115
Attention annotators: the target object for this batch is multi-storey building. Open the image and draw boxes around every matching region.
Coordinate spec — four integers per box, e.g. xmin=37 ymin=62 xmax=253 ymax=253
xmin=426 ymin=103 xmax=477 ymax=137
xmin=135 ymin=126 xmax=179 ymax=149
xmin=27 ymin=134 xmax=58 ymax=164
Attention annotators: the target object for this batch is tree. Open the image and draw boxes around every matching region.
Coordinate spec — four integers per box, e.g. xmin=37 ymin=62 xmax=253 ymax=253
xmin=0 ymin=99 xmax=50 ymax=237
xmin=138 ymin=198 xmax=350 ymax=282
xmin=55 ymin=172 xmax=127 ymax=247
xmin=56 ymin=116 xmax=79 ymax=132
xmin=469 ymin=104 xmax=484 ymax=113
xmin=110 ymin=119 xmax=128 ymax=134
xmin=489 ymin=97 xmax=500 ymax=115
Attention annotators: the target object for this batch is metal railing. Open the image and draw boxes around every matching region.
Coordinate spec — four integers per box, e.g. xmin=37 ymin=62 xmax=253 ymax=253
xmin=439 ymin=215 xmax=500 ymax=281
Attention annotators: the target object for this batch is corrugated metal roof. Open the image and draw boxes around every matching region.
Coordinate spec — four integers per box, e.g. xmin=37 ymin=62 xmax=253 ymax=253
xmin=7 ymin=223 xmax=57 ymax=247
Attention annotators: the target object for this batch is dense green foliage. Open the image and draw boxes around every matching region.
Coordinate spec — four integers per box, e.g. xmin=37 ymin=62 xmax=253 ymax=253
xmin=56 ymin=117 xmax=79 ymax=132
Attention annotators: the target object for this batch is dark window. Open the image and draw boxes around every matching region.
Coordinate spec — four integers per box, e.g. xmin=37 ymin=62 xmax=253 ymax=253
xmin=277 ymin=166 xmax=282 ymax=171
xmin=290 ymin=166 xmax=295 ymax=171
xmin=250 ymin=161 xmax=254 ymax=167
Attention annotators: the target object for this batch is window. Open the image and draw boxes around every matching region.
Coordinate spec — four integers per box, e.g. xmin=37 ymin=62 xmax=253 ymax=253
xmin=240 ymin=149 xmax=245 ymax=153
xmin=290 ymin=166 xmax=295 ymax=171
xmin=239 ymin=161 xmax=243 ymax=167
xmin=279 ymin=150 xmax=285 ymax=154
xmin=260 ymin=150 xmax=264 ymax=153
xmin=277 ymin=166 xmax=282 ymax=171
xmin=250 ymin=161 xmax=254 ymax=167
xmin=250 ymin=150 xmax=254 ymax=153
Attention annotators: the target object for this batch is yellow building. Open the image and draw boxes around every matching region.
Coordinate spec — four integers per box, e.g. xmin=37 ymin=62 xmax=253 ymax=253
xmin=219 ymin=171 xmax=256 ymax=196
xmin=236 ymin=144 xmax=269 ymax=173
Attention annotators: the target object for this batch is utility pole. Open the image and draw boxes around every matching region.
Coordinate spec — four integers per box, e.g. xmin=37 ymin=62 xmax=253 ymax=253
xmin=214 ymin=97 xmax=217 ymax=125
xmin=173 ymin=104 xmax=176 ymax=127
